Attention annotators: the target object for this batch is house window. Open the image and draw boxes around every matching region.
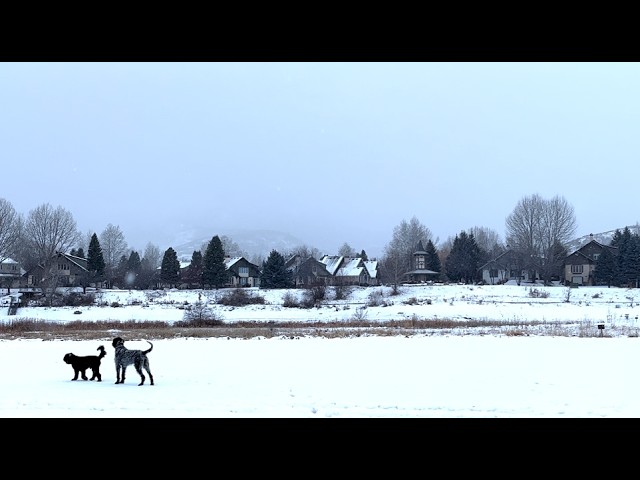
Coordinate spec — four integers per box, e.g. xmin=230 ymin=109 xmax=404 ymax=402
xmin=593 ymin=253 xmax=600 ymax=261
xmin=239 ymin=266 xmax=248 ymax=276
xmin=489 ymin=269 xmax=498 ymax=278
xmin=416 ymin=255 xmax=425 ymax=270
xmin=571 ymin=265 xmax=584 ymax=274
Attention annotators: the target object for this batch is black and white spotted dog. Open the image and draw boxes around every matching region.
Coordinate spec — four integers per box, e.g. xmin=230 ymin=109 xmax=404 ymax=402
xmin=112 ymin=337 xmax=154 ymax=386
xmin=63 ymin=345 xmax=107 ymax=382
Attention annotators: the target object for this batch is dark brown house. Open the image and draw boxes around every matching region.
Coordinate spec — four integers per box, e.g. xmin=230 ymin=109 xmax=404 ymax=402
xmin=25 ymin=252 xmax=88 ymax=288
xmin=224 ymin=256 xmax=261 ymax=288
xmin=564 ymin=236 xmax=617 ymax=286
xmin=285 ymin=255 xmax=333 ymax=286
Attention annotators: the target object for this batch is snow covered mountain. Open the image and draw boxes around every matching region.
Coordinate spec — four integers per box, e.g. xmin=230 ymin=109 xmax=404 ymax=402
xmin=171 ymin=228 xmax=309 ymax=262
xmin=566 ymin=224 xmax=640 ymax=253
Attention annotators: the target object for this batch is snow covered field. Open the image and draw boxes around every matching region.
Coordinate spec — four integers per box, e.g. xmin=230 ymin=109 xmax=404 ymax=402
xmin=3 ymin=283 xmax=640 ymax=418
xmin=3 ymin=282 xmax=640 ymax=336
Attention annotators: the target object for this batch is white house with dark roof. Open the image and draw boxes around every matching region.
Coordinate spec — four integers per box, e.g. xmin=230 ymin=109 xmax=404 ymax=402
xmin=0 ymin=257 xmax=25 ymax=291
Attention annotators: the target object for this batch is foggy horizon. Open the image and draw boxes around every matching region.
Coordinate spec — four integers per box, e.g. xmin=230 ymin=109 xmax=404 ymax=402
xmin=2 ymin=63 xmax=639 ymax=259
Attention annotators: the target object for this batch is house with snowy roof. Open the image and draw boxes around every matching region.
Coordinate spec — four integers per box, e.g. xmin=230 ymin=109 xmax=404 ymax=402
xmin=319 ymin=255 xmax=379 ymax=286
xmin=224 ymin=256 xmax=261 ymax=288
xmin=0 ymin=257 xmax=25 ymax=292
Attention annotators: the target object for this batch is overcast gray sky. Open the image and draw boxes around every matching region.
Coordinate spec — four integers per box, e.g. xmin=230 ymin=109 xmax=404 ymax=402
xmin=1 ymin=62 xmax=638 ymax=258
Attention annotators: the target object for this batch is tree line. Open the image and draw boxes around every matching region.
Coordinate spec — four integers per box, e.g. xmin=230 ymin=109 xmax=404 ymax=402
xmin=0 ymin=192 xmax=602 ymax=290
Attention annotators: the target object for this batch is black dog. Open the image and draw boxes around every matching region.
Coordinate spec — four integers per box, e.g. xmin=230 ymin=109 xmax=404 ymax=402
xmin=112 ymin=337 xmax=154 ymax=386
xmin=63 ymin=345 xmax=107 ymax=381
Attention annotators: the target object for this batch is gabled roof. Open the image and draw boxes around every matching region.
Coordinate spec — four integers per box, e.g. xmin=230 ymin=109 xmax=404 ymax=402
xmin=478 ymin=249 xmax=517 ymax=271
xmin=55 ymin=252 xmax=88 ymax=271
xmin=320 ymin=255 xmax=343 ymax=275
xmin=336 ymin=258 xmax=365 ymax=277
xmin=224 ymin=256 xmax=260 ymax=271
xmin=363 ymin=260 xmax=378 ymax=278
xmin=225 ymin=256 xmax=243 ymax=269
xmin=571 ymin=239 xmax=617 ymax=255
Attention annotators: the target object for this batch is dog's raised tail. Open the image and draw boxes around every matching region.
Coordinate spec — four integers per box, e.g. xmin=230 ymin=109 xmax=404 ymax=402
xmin=97 ymin=345 xmax=107 ymax=359
xmin=144 ymin=341 xmax=153 ymax=354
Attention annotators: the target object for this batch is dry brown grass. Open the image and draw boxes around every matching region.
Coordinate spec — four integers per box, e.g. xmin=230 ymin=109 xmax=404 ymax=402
xmin=0 ymin=316 xmax=606 ymax=340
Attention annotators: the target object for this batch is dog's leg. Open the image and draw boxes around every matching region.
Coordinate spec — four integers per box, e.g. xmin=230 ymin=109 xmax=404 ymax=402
xmin=115 ymin=365 xmax=127 ymax=384
xmin=134 ymin=359 xmax=145 ymax=386
xmin=72 ymin=368 xmax=80 ymax=381
xmin=144 ymin=360 xmax=154 ymax=386
xmin=90 ymin=366 xmax=101 ymax=382
xmin=81 ymin=368 xmax=88 ymax=381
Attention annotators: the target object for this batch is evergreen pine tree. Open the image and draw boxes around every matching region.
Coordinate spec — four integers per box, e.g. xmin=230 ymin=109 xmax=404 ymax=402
xmin=87 ymin=233 xmax=106 ymax=284
xmin=445 ymin=232 xmax=481 ymax=283
xmin=125 ymin=250 xmax=142 ymax=288
xmin=616 ymin=227 xmax=634 ymax=286
xmin=359 ymin=250 xmax=368 ymax=261
xmin=260 ymin=249 xmax=294 ymax=288
xmin=184 ymin=250 xmax=204 ymax=288
xmin=202 ymin=236 xmax=229 ymax=289
xmin=425 ymin=239 xmax=441 ymax=273
xmin=594 ymin=247 xmax=617 ymax=287
xmin=160 ymin=247 xmax=181 ymax=288
xmin=76 ymin=247 xmax=85 ymax=258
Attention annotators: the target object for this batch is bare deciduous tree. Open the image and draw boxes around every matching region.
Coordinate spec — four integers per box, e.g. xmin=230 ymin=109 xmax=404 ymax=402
xmin=220 ymin=235 xmax=247 ymax=258
xmin=338 ymin=242 xmax=356 ymax=257
xmin=100 ymin=224 xmax=128 ymax=287
xmin=285 ymin=244 xmax=322 ymax=261
xmin=142 ymin=242 xmax=162 ymax=271
xmin=137 ymin=242 xmax=162 ymax=289
xmin=23 ymin=203 xmax=80 ymax=266
xmin=21 ymin=203 xmax=80 ymax=300
xmin=468 ymin=226 xmax=504 ymax=257
xmin=506 ymin=193 xmax=577 ymax=284
xmin=0 ymin=198 xmax=23 ymax=263
xmin=381 ymin=216 xmax=434 ymax=286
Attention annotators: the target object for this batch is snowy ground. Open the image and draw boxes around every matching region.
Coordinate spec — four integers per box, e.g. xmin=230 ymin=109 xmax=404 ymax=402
xmin=2 ymin=282 xmax=640 ymax=336
xmin=3 ymin=283 xmax=640 ymax=418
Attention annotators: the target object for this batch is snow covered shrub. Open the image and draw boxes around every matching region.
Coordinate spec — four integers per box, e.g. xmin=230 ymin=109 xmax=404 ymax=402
xmin=218 ymin=288 xmax=266 ymax=306
xmin=333 ymin=284 xmax=351 ymax=300
xmin=528 ymin=287 xmax=549 ymax=298
xmin=306 ymin=284 xmax=326 ymax=302
xmin=282 ymin=291 xmax=300 ymax=308
xmin=367 ymin=289 xmax=384 ymax=306
xmin=179 ymin=300 xmax=224 ymax=326
xmin=350 ymin=306 xmax=368 ymax=321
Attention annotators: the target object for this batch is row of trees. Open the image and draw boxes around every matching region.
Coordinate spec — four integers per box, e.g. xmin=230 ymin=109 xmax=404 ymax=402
xmin=0 ymin=192 xmax=585 ymax=290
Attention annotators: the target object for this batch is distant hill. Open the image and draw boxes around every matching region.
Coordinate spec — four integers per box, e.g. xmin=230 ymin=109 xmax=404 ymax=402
xmin=172 ymin=228 xmax=307 ymax=262
xmin=566 ymin=224 xmax=640 ymax=253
